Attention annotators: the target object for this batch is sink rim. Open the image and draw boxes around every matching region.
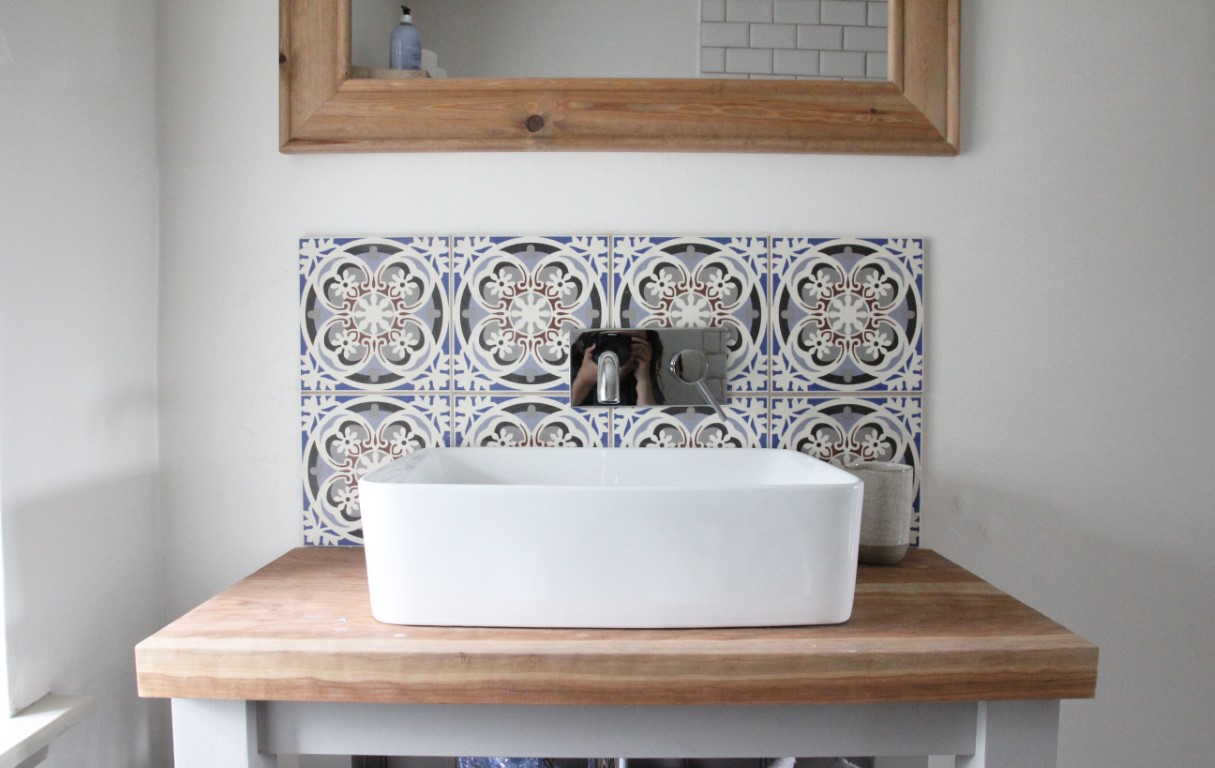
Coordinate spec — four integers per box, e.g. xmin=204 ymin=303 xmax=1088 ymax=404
xmin=360 ymin=446 xmax=861 ymax=491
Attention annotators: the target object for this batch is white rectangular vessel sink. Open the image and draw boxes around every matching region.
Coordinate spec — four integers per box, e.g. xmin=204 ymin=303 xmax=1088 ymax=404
xmin=359 ymin=447 xmax=863 ymax=628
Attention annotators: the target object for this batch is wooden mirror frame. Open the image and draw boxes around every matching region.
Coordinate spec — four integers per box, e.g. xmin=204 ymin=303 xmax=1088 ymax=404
xmin=280 ymin=0 xmax=958 ymax=154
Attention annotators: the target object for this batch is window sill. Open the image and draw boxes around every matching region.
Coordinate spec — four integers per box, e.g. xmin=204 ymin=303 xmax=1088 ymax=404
xmin=0 ymin=695 xmax=94 ymax=768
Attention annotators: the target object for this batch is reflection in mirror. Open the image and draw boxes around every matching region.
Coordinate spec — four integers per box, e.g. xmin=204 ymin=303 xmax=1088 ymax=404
xmin=351 ymin=0 xmax=888 ymax=81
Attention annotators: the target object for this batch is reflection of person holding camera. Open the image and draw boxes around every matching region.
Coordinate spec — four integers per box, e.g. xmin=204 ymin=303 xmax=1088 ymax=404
xmin=570 ymin=330 xmax=664 ymax=406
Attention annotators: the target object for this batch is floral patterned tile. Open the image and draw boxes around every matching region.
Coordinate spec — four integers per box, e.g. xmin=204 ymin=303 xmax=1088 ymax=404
xmin=297 ymin=233 xmax=928 ymax=545
xmin=452 ymin=236 xmax=609 ymax=392
xmin=613 ymin=397 xmax=768 ymax=448
xmin=613 ymin=237 xmax=769 ymax=393
xmin=301 ymin=394 xmax=450 ymax=545
xmin=771 ymin=396 xmax=922 ymax=543
xmin=455 ymin=395 xmax=610 ymax=448
xmin=771 ymin=237 xmax=923 ymax=393
xmin=300 ymin=237 xmax=451 ymax=392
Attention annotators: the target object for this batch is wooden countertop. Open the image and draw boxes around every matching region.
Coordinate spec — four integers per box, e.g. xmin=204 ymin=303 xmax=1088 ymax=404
xmin=135 ymin=548 xmax=1097 ymax=706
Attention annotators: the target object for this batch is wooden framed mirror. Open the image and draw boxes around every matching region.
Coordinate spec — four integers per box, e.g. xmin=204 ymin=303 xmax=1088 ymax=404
xmin=280 ymin=0 xmax=958 ymax=154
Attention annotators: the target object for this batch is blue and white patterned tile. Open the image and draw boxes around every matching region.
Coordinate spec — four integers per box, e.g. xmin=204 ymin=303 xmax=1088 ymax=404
xmin=613 ymin=237 xmax=769 ymax=392
xmin=771 ymin=395 xmax=922 ymax=542
xmin=613 ymin=397 xmax=768 ymax=448
xmin=771 ymin=237 xmax=923 ymax=393
xmin=454 ymin=395 xmax=610 ymax=447
xmin=300 ymin=237 xmax=451 ymax=392
xmin=301 ymin=394 xmax=450 ymax=545
xmin=452 ymin=236 xmax=609 ymax=392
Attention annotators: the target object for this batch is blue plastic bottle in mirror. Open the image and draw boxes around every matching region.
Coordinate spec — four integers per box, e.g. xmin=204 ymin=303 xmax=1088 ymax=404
xmin=389 ymin=5 xmax=422 ymax=70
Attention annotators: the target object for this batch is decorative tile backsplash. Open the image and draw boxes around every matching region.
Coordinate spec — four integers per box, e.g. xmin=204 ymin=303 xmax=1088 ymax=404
xmin=300 ymin=236 xmax=923 ymax=546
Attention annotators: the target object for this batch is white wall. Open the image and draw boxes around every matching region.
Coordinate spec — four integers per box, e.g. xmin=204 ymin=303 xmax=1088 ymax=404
xmin=154 ymin=1 xmax=1215 ymax=767
xmin=0 ymin=0 xmax=167 ymax=765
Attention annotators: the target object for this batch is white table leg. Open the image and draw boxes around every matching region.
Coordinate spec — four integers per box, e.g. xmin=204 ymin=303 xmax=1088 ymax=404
xmin=171 ymin=699 xmax=277 ymax=768
xmin=956 ymin=701 xmax=1060 ymax=768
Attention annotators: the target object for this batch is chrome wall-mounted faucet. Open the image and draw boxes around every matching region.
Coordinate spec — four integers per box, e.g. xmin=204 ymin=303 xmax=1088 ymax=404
xmin=569 ymin=327 xmax=731 ymax=419
xmin=596 ymin=348 xmax=621 ymax=405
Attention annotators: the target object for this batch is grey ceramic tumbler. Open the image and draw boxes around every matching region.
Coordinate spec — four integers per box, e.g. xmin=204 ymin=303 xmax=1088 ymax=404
xmin=845 ymin=461 xmax=914 ymax=566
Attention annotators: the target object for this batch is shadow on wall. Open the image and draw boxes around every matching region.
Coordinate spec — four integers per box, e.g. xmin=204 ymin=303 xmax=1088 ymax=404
xmin=1 ymin=471 xmax=170 ymax=764
xmin=927 ymin=479 xmax=1215 ymax=767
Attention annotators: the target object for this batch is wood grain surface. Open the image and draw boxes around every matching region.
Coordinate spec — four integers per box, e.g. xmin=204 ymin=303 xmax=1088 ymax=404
xmin=279 ymin=0 xmax=960 ymax=154
xmin=136 ymin=548 xmax=1097 ymax=705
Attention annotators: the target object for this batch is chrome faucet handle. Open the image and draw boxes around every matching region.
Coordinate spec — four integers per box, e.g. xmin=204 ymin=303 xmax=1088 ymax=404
xmin=669 ymin=349 xmax=728 ymax=421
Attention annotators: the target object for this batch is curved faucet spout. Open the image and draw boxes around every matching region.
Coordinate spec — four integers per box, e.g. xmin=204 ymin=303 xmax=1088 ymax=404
xmin=597 ymin=350 xmax=620 ymax=405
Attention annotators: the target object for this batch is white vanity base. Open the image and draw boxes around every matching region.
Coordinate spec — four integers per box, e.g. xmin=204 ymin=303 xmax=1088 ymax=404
xmin=169 ymin=699 xmax=1060 ymax=768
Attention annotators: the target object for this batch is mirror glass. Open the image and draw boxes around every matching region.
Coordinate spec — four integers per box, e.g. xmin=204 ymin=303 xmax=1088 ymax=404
xmin=352 ymin=0 xmax=889 ymax=81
